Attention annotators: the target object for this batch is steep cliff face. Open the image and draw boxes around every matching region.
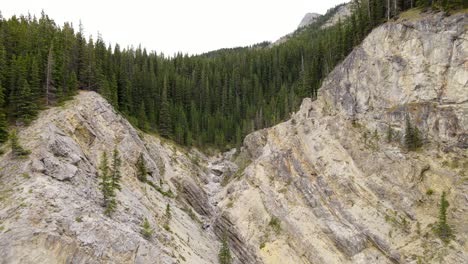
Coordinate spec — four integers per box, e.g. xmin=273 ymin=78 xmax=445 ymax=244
xmin=321 ymin=2 xmax=353 ymax=28
xmin=218 ymin=11 xmax=468 ymax=264
xmin=298 ymin=13 xmax=321 ymax=28
xmin=0 ymin=10 xmax=466 ymax=264
xmin=0 ymin=92 xmax=260 ymax=264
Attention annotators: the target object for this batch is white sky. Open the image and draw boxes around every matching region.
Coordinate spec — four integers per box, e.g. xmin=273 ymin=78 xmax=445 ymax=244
xmin=1 ymin=0 xmax=348 ymax=55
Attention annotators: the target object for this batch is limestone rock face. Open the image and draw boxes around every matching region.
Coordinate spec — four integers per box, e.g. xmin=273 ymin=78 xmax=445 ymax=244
xmin=0 ymin=11 xmax=467 ymax=264
xmin=321 ymin=1 xmax=354 ymax=28
xmin=217 ymin=12 xmax=468 ymax=264
xmin=319 ymin=12 xmax=468 ymax=147
xmin=298 ymin=13 xmax=321 ymax=28
xmin=0 ymin=92 xmax=250 ymax=264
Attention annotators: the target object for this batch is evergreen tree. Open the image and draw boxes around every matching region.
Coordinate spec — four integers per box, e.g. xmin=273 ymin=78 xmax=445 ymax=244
xmin=141 ymin=218 xmax=153 ymax=239
xmin=137 ymin=102 xmax=149 ymax=131
xmin=159 ymin=76 xmax=172 ymax=138
xmin=386 ymin=124 xmax=393 ymax=143
xmin=45 ymin=45 xmax=56 ymax=105
xmin=0 ymin=111 xmax=8 ymax=144
xmin=0 ymin=80 xmax=8 ymax=143
xmin=163 ymin=203 xmax=172 ymax=231
xmin=99 ymin=152 xmax=116 ymax=216
xmin=66 ymin=71 xmax=79 ymax=97
xmin=404 ymin=114 xmax=422 ymax=151
xmin=136 ymin=153 xmax=147 ymax=182
xmin=10 ymin=129 xmax=31 ymax=157
xmin=11 ymin=79 xmax=37 ymax=124
xmin=218 ymin=231 xmax=233 ymax=264
xmin=435 ymin=191 xmax=453 ymax=243
xmin=110 ymin=147 xmax=122 ymax=191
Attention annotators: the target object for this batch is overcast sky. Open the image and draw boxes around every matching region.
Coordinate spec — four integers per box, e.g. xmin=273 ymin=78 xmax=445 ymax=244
xmin=2 ymin=0 xmax=347 ymax=55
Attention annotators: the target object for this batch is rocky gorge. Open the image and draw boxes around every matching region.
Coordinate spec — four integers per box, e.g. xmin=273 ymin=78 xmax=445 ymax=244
xmin=0 ymin=10 xmax=467 ymax=264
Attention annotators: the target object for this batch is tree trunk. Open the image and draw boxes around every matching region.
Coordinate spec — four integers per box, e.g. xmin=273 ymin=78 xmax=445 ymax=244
xmin=367 ymin=0 xmax=372 ymax=26
xmin=387 ymin=0 xmax=391 ymax=20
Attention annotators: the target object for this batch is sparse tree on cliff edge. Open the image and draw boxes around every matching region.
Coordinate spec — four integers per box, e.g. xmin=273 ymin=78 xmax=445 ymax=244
xmin=136 ymin=153 xmax=147 ymax=182
xmin=218 ymin=231 xmax=233 ymax=264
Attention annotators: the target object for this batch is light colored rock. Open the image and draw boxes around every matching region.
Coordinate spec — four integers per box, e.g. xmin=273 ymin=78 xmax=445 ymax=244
xmin=298 ymin=13 xmax=321 ymax=28
xmin=321 ymin=1 xmax=354 ymax=29
xmin=216 ymin=11 xmax=468 ymax=264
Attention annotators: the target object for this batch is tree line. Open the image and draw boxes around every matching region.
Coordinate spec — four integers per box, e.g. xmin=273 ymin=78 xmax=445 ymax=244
xmin=0 ymin=1 xmax=464 ymax=149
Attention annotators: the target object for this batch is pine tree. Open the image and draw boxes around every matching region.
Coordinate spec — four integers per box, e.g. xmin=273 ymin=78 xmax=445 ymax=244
xmin=218 ymin=231 xmax=233 ymax=264
xmin=404 ymin=114 xmax=422 ymax=151
xmin=0 ymin=80 xmax=8 ymax=143
xmin=110 ymin=147 xmax=122 ymax=191
xmin=45 ymin=46 xmax=56 ymax=105
xmin=163 ymin=203 xmax=172 ymax=231
xmin=0 ymin=111 xmax=8 ymax=144
xmin=141 ymin=218 xmax=153 ymax=239
xmin=11 ymin=77 xmax=37 ymax=124
xmin=66 ymin=71 xmax=78 ymax=97
xmin=137 ymin=102 xmax=149 ymax=131
xmin=159 ymin=76 xmax=172 ymax=138
xmin=136 ymin=153 xmax=147 ymax=182
xmin=435 ymin=191 xmax=453 ymax=243
xmin=10 ymin=129 xmax=31 ymax=157
xmin=99 ymin=152 xmax=116 ymax=216
xmin=386 ymin=124 xmax=393 ymax=143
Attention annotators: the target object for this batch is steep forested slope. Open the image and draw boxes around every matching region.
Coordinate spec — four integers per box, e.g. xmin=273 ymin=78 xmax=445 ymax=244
xmin=2 ymin=1 xmax=463 ymax=149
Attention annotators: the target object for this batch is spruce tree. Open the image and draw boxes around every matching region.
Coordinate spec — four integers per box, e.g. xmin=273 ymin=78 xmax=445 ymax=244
xmin=435 ymin=191 xmax=453 ymax=243
xmin=137 ymin=102 xmax=149 ymax=131
xmin=163 ymin=203 xmax=172 ymax=231
xmin=141 ymin=218 xmax=153 ymax=239
xmin=45 ymin=46 xmax=56 ymax=105
xmin=12 ymin=79 xmax=37 ymax=124
xmin=218 ymin=231 xmax=233 ymax=264
xmin=0 ymin=80 xmax=8 ymax=143
xmin=159 ymin=76 xmax=172 ymax=138
xmin=0 ymin=111 xmax=8 ymax=144
xmin=386 ymin=124 xmax=393 ymax=143
xmin=10 ymin=129 xmax=31 ymax=157
xmin=136 ymin=153 xmax=147 ymax=182
xmin=110 ymin=147 xmax=122 ymax=191
xmin=99 ymin=152 xmax=116 ymax=216
xmin=404 ymin=114 xmax=422 ymax=151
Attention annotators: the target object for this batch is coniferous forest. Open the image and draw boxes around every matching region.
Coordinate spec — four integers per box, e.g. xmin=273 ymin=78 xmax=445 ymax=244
xmin=0 ymin=0 xmax=465 ymax=149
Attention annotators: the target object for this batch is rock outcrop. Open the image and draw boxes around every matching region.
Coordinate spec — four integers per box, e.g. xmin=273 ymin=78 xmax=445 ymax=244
xmin=0 ymin=92 xmax=259 ymax=264
xmin=217 ymin=11 xmax=468 ymax=264
xmin=321 ymin=1 xmax=354 ymax=28
xmin=0 ymin=10 xmax=466 ymax=264
xmin=298 ymin=13 xmax=321 ymax=28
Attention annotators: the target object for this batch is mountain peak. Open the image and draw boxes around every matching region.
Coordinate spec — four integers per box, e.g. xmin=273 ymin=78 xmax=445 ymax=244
xmin=298 ymin=12 xmax=321 ymax=28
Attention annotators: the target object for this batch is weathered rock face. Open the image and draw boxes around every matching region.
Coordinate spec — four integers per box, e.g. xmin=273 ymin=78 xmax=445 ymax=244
xmin=298 ymin=13 xmax=321 ymax=28
xmin=0 ymin=92 xmax=260 ymax=264
xmin=216 ymin=11 xmax=468 ymax=264
xmin=321 ymin=1 xmax=354 ymax=28
xmin=319 ymin=12 xmax=468 ymax=147
xmin=0 ymin=10 xmax=466 ymax=264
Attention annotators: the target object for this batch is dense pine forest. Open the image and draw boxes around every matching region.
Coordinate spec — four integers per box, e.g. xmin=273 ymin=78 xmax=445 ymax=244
xmin=0 ymin=0 xmax=465 ymax=149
